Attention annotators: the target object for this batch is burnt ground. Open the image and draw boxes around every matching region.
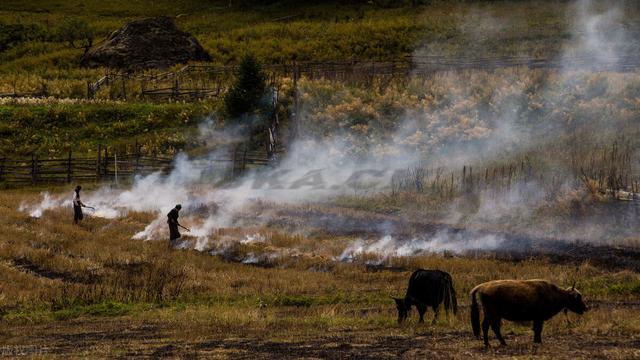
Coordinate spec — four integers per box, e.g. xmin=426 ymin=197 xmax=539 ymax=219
xmin=10 ymin=257 xmax=99 ymax=284
xmin=262 ymin=207 xmax=640 ymax=272
xmin=1 ymin=315 xmax=639 ymax=359
xmin=3 ymin=203 xmax=640 ymax=358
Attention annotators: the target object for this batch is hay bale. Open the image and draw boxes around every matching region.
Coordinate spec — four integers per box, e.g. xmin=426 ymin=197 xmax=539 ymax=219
xmin=80 ymin=16 xmax=211 ymax=70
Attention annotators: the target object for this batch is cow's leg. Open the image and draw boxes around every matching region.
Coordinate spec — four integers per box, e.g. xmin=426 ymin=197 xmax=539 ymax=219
xmin=482 ymin=317 xmax=491 ymax=347
xmin=490 ymin=319 xmax=506 ymax=346
xmin=431 ymin=305 xmax=439 ymax=325
xmin=533 ymin=320 xmax=543 ymax=343
xmin=417 ymin=304 xmax=426 ymax=323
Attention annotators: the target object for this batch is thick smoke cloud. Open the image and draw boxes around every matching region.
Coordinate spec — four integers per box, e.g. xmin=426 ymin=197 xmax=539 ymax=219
xmin=19 ymin=1 xmax=638 ymax=261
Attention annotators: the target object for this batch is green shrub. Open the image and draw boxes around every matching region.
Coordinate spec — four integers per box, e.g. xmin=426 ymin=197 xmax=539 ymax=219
xmin=224 ymin=54 xmax=267 ymax=119
xmin=55 ymin=18 xmax=94 ymax=54
xmin=274 ymin=295 xmax=313 ymax=307
xmin=0 ymin=22 xmax=46 ymax=53
xmin=608 ymin=282 xmax=640 ymax=295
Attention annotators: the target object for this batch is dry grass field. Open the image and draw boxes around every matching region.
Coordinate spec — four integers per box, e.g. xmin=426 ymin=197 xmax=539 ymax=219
xmin=1 ymin=188 xmax=640 ymax=358
xmin=2 ymin=0 xmax=640 ymax=358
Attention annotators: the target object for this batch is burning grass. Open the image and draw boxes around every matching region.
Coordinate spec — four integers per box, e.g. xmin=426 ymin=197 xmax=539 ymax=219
xmin=1 ymin=188 xmax=640 ymax=357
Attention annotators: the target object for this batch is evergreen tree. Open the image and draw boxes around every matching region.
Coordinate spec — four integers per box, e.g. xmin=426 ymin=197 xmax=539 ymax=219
xmin=224 ymin=54 xmax=267 ymax=119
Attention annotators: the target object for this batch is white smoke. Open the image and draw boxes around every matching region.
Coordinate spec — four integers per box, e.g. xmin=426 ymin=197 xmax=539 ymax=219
xmin=338 ymin=231 xmax=505 ymax=263
xmin=19 ymin=192 xmax=69 ymax=218
xmin=18 ymin=1 xmax=637 ymax=258
xmin=564 ymin=0 xmax=628 ymax=67
xmin=241 ymin=233 xmax=266 ymax=244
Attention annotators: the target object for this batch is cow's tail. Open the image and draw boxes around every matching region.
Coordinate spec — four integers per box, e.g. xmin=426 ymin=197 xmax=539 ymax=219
xmin=443 ymin=276 xmax=458 ymax=315
xmin=449 ymin=279 xmax=458 ymax=315
xmin=470 ymin=285 xmax=481 ymax=338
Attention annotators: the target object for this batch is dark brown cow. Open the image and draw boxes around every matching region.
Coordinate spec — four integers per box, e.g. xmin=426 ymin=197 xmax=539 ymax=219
xmin=470 ymin=279 xmax=587 ymax=346
xmin=393 ymin=269 xmax=457 ymax=324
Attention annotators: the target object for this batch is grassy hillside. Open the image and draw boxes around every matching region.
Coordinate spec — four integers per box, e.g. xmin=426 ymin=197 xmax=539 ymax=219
xmin=0 ymin=0 xmax=619 ymax=98
xmin=0 ymin=99 xmax=218 ymax=156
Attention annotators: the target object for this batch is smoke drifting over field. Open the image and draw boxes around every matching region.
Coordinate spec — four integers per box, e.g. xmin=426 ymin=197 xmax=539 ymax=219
xmin=20 ymin=0 xmax=640 ymax=261
xmin=338 ymin=231 xmax=505 ymax=262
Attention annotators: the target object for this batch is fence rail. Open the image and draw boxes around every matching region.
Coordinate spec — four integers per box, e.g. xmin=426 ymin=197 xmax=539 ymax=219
xmin=5 ymin=55 xmax=640 ymax=101
xmin=0 ymin=146 xmax=275 ymax=186
xmin=81 ymin=54 xmax=640 ymax=101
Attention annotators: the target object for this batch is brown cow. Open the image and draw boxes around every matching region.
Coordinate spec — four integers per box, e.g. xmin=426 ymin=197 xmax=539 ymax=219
xmin=470 ymin=279 xmax=587 ymax=346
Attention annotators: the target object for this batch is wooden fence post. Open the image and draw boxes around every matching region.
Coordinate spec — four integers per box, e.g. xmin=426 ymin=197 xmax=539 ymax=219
xmin=31 ymin=154 xmax=37 ymax=184
xmin=135 ymin=140 xmax=141 ymax=175
xmin=96 ymin=144 xmax=102 ymax=182
xmin=172 ymin=77 xmax=179 ymax=99
xmin=450 ymin=172 xmax=454 ymax=198
xmin=104 ymin=147 xmax=109 ymax=181
xmin=293 ymin=62 xmax=300 ymax=137
xmin=370 ymin=61 xmax=376 ymax=87
xmin=0 ymin=157 xmax=5 ymax=182
xmin=462 ymin=166 xmax=466 ymax=192
xmin=67 ymin=150 xmax=72 ymax=183
xmin=114 ymin=152 xmax=118 ymax=186
xmin=242 ymin=145 xmax=248 ymax=172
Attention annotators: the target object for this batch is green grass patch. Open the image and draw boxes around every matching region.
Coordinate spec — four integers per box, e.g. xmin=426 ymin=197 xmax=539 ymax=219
xmin=0 ymin=101 xmax=219 ymax=156
xmin=608 ymin=282 xmax=640 ymax=296
xmin=52 ymin=301 xmax=137 ymax=320
xmin=2 ymin=0 xmax=632 ymax=98
xmin=2 ymin=301 xmax=153 ymax=323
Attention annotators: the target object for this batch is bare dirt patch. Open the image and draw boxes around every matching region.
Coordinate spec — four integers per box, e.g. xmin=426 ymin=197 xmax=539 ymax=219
xmin=4 ymin=319 xmax=639 ymax=359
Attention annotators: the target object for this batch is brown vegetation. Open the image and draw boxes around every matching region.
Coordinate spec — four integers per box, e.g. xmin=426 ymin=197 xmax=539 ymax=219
xmin=1 ymin=189 xmax=640 ymax=358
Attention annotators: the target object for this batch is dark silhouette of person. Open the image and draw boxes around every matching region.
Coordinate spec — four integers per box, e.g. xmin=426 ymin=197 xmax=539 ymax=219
xmin=167 ymin=204 xmax=183 ymax=246
xmin=73 ymin=185 xmax=86 ymax=224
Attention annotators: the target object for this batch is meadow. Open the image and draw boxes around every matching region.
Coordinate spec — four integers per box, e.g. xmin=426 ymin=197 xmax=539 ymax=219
xmin=1 ymin=0 xmax=639 ymax=159
xmin=2 ymin=1 xmax=640 ymax=358
xmin=1 ymin=188 xmax=640 ymax=358
xmin=2 ymin=65 xmax=640 ymax=158
xmin=2 ymin=0 xmax=638 ymax=98
xmin=0 ymin=99 xmax=220 ymax=156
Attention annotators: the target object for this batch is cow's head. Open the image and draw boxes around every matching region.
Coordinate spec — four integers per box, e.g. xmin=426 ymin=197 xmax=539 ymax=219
xmin=393 ymin=297 xmax=409 ymax=324
xmin=565 ymin=285 xmax=587 ymax=315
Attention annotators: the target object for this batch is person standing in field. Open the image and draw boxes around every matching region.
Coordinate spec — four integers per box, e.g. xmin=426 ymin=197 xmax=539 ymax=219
xmin=73 ymin=185 xmax=86 ymax=224
xmin=167 ymin=204 xmax=185 ymax=247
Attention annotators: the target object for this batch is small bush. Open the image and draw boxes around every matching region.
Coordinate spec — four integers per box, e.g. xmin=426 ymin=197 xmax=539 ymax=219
xmin=274 ymin=295 xmax=313 ymax=307
xmin=0 ymin=22 xmax=46 ymax=52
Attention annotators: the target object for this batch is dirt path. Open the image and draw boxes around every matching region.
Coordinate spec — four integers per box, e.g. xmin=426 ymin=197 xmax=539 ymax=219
xmin=2 ymin=314 xmax=639 ymax=359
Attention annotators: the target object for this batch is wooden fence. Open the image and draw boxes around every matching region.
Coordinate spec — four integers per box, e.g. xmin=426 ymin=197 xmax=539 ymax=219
xmin=391 ymin=161 xmax=542 ymax=199
xmin=5 ymin=54 xmax=640 ymax=100
xmin=0 ymin=151 xmax=170 ymax=185
xmin=391 ymin=142 xmax=640 ymax=200
xmin=83 ymin=54 xmax=640 ymax=101
xmin=0 ymin=145 xmax=277 ymax=186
